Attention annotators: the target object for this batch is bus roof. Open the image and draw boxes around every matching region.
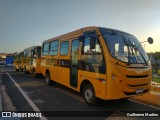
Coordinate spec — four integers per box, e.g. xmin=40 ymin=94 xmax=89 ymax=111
xmin=43 ymin=26 xmax=132 ymax=43
xmin=43 ymin=26 xmax=99 ymax=43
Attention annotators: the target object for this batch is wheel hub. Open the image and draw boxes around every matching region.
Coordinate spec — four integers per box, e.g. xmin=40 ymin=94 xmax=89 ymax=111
xmin=85 ymin=89 xmax=93 ymax=102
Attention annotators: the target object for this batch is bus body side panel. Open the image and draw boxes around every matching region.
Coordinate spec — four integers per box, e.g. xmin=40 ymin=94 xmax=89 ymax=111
xmin=49 ymin=58 xmax=59 ymax=82
xmin=58 ymin=67 xmax=70 ymax=86
xmin=41 ymin=59 xmax=47 ymax=77
xmin=33 ymin=58 xmax=42 ymax=74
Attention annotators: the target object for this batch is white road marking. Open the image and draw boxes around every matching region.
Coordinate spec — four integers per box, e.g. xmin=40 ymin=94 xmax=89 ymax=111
xmin=129 ymin=99 xmax=160 ymax=110
xmin=5 ymin=72 xmax=47 ymax=120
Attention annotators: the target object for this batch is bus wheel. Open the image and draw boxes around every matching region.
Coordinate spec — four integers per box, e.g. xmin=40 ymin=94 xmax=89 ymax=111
xmin=46 ymin=72 xmax=52 ymax=85
xmin=83 ymin=84 xmax=97 ymax=106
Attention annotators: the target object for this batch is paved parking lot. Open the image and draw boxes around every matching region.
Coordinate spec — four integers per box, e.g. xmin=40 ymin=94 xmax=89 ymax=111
xmin=0 ymin=66 xmax=160 ymax=120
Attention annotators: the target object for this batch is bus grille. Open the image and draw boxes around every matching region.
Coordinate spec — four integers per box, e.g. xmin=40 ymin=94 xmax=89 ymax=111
xmin=126 ymin=75 xmax=148 ymax=78
xmin=127 ymin=83 xmax=149 ymax=87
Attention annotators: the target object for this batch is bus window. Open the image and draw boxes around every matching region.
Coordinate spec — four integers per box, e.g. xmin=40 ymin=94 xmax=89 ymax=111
xmin=81 ymin=37 xmax=105 ymax=74
xmin=30 ymin=49 xmax=36 ymax=58
xmin=60 ymin=41 xmax=69 ymax=55
xmin=43 ymin=42 xmax=50 ymax=56
xmin=23 ymin=50 xmax=28 ymax=57
xmin=71 ymin=39 xmax=79 ymax=65
xmin=49 ymin=40 xmax=59 ymax=56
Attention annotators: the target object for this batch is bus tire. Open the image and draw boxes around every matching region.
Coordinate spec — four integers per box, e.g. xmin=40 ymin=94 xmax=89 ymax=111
xmin=83 ymin=84 xmax=97 ymax=106
xmin=46 ymin=72 xmax=52 ymax=85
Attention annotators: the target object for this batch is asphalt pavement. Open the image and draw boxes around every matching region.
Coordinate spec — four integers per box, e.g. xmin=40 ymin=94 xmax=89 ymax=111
xmin=0 ymin=65 xmax=13 ymax=111
xmin=0 ymin=66 xmax=160 ymax=120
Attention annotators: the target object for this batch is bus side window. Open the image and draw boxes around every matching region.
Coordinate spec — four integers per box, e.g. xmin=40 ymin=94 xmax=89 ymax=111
xmin=42 ymin=42 xmax=50 ymax=56
xmin=60 ymin=41 xmax=69 ymax=55
xmin=49 ymin=40 xmax=59 ymax=56
xmin=81 ymin=37 xmax=106 ymax=74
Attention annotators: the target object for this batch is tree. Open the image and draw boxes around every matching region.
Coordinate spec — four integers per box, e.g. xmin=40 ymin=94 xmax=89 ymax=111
xmin=149 ymin=52 xmax=160 ymax=73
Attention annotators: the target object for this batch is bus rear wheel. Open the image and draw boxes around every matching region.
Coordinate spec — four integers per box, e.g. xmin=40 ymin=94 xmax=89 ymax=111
xmin=46 ymin=72 xmax=52 ymax=85
xmin=83 ymin=84 xmax=97 ymax=106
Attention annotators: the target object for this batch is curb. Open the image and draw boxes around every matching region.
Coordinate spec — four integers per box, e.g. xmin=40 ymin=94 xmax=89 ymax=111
xmin=151 ymin=85 xmax=160 ymax=93
xmin=151 ymin=81 xmax=160 ymax=93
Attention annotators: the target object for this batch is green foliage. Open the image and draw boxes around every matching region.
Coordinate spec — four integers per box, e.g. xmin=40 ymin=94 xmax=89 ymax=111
xmin=148 ymin=52 xmax=160 ymax=73
xmin=153 ymin=77 xmax=160 ymax=83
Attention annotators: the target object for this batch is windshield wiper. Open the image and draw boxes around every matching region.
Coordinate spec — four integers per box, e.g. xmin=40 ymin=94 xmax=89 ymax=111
xmin=128 ymin=39 xmax=148 ymax=65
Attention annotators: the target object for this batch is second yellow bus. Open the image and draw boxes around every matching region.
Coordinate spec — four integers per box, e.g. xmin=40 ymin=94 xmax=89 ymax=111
xmin=23 ymin=46 xmax=42 ymax=77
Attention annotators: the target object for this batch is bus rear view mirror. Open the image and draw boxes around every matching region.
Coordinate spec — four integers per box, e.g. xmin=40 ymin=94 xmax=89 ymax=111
xmin=90 ymin=37 xmax=96 ymax=49
xmin=147 ymin=37 xmax=153 ymax=44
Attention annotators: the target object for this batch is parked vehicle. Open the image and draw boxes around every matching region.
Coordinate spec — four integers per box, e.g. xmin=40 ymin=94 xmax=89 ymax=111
xmin=40 ymin=26 xmax=153 ymax=105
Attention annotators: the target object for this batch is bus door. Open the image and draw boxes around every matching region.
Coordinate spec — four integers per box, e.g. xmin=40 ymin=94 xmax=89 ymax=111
xmin=70 ymin=39 xmax=79 ymax=87
xmin=58 ymin=41 xmax=70 ymax=85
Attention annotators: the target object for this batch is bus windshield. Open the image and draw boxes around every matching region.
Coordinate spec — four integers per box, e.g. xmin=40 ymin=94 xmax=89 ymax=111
xmin=100 ymin=28 xmax=148 ymax=64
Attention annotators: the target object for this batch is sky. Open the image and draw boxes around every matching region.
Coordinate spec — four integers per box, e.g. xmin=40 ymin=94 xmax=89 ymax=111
xmin=0 ymin=0 xmax=160 ymax=53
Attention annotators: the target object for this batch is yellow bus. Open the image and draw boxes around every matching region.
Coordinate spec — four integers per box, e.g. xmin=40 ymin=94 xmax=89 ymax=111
xmin=41 ymin=26 xmax=153 ymax=105
xmin=14 ymin=52 xmax=24 ymax=71
xmin=23 ymin=46 xmax=41 ymax=77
